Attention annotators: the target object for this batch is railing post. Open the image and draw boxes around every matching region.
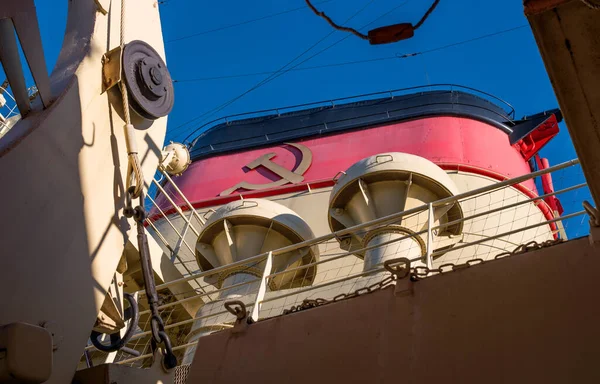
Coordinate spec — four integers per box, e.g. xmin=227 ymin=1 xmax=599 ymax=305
xmin=251 ymin=251 xmax=273 ymax=321
xmin=426 ymin=203 xmax=434 ymax=270
xmin=159 ymin=170 xmax=206 ymax=225
xmin=171 ymin=210 xmax=193 ymax=263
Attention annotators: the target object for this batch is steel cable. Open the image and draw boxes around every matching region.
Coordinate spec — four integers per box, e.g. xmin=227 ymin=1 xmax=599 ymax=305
xmin=119 ymin=0 xmax=143 ymax=199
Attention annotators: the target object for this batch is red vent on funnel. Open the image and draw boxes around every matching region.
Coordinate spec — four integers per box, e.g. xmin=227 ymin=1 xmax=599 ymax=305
xmin=514 ymin=114 xmax=560 ymax=161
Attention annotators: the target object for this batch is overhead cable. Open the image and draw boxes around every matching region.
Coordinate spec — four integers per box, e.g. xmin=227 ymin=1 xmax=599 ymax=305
xmin=166 ymin=0 xmax=334 ymax=43
xmin=173 ymin=25 xmax=528 ymax=84
xmin=306 ymin=0 xmax=440 ymax=44
xmin=175 ymin=1 xmax=412 ymax=142
xmin=168 ymin=0 xmax=378 ymax=139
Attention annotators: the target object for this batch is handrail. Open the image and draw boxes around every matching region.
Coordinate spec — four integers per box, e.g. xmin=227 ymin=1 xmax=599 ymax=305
xmin=184 ymin=84 xmax=516 ymax=144
xmin=142 ymin=158 xmax=579 ymax=293
xmin=86 ymin=158 xmax=587 ymax=365
xmin=113 ymin=198 xmax=586 ymax=365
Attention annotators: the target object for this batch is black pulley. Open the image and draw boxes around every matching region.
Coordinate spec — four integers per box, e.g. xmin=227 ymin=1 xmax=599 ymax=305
xmin=122 ymin=40 xmax=174 ymax=120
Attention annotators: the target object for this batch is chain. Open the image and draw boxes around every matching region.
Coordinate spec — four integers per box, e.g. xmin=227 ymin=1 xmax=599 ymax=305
xmin=282 ymin=274 xmax=397 ymax=315
xmin=125 ymin=187 xmax=177 ymax=370
xmin=493 ymin=238 xmax=564 ymax=259
xmin=410 ymin=239 xmax=564 ymax=278
xmin=282 ymin=239 xmax=564 ymax=315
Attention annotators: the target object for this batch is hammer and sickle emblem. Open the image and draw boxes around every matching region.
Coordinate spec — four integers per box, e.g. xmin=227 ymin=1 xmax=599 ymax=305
xmin=220 ymin=143 xmax=312 ymax=196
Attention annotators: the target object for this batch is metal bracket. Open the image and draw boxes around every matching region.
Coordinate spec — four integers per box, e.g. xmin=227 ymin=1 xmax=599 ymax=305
xmin=202 ymin=209 xmax=216 ymax=221
xmin=393 ymin=276 xmax=414 ymax=297
xmin=332 ymin=171 xmax=346 ymax=184
xmin=375 ymin=154 xmax=394 ymax=164
xmin=383 ymin=257 xmax=411 ymax=279
xmin=583 ymin=201 xmax=600 ymax=227
xmin=224 ymin=300 xmax=252 ymax=334
xmin=101 ymin=46 xmax=123 ymax=93
xmin=583 ymin=201 xmax=600 ymax=246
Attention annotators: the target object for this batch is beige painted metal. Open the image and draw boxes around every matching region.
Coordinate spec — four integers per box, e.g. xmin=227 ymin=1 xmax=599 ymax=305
xmin=0 ymin=322 xmax=53 ymax=383
xmin=525 ymin=0 xmax=600 ymax=207
xmin=187 ymin=237 xmax=600 ymax=383
xmin=183 ymin=199 xmax=321 ymax=364
xmin=195 ymin=199 xmax=320 ymax=290
xmin=328 ymin=152 xmax=463 ymax=270
xmin=0 ymin=1 xmax=168 ymax=382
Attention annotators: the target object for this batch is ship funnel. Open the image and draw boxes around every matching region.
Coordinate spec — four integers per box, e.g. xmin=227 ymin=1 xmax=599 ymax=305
xmin=196 ymin=199 xmax=319 ymax=298
xmin=328 ymin=153 xmax=463 ymax=272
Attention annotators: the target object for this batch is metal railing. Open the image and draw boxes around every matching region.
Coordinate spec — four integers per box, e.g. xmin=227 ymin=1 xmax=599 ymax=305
xmin=82 ymin=157 xmax=590 ymax=367
xmin=183 ymin=84 xmax=516 ymax=147
xmin=0 ymin=86 xmax=20 ymax=139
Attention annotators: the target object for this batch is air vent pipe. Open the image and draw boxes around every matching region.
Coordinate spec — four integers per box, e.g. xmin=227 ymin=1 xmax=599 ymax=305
xmin=328 ymin=152 xmax=464 ymax=272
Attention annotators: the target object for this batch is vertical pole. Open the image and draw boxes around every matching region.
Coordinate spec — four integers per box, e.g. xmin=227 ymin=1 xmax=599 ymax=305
xmin=251 ymin=251 xmax=273 ymax=321
xmin=555 ymin=210 xmax=568 ymax=240
xmin=426 ymin=203 xmax=434 ymax=270
xmin=160 ymin=169 xmax=206 ymax=225
xmin=171 ymin=210 xmax=193 ymax=263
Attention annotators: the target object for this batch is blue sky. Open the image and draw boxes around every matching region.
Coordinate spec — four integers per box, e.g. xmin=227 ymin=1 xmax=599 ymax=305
xmin=27 ymin=0 xmax=591 ymax=237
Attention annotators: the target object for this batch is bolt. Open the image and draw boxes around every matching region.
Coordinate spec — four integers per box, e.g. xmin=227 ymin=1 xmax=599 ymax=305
xmin=163 ymin=86 xmax=167 ymax=92
xmin=118 ymin=282 xmax=124 ymax=287
xmin=100 ymin=314 xmax=105 ymax=320
xmin=157 ymin=63 xmax=162 ymax=68
xmin=150 ymin=66 xmax=163 ymax=85
xmin=149 ymin=84 xmax=154 ymax=90
xmin=335 ymin=208 xmax=344 ymax=215
xmin=142 ymin=59 xmax=147 ymax=66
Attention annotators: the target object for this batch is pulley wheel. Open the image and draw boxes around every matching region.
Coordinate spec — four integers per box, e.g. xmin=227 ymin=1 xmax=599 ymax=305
xmin=122 ymin=40 xmax=174 ymax=120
